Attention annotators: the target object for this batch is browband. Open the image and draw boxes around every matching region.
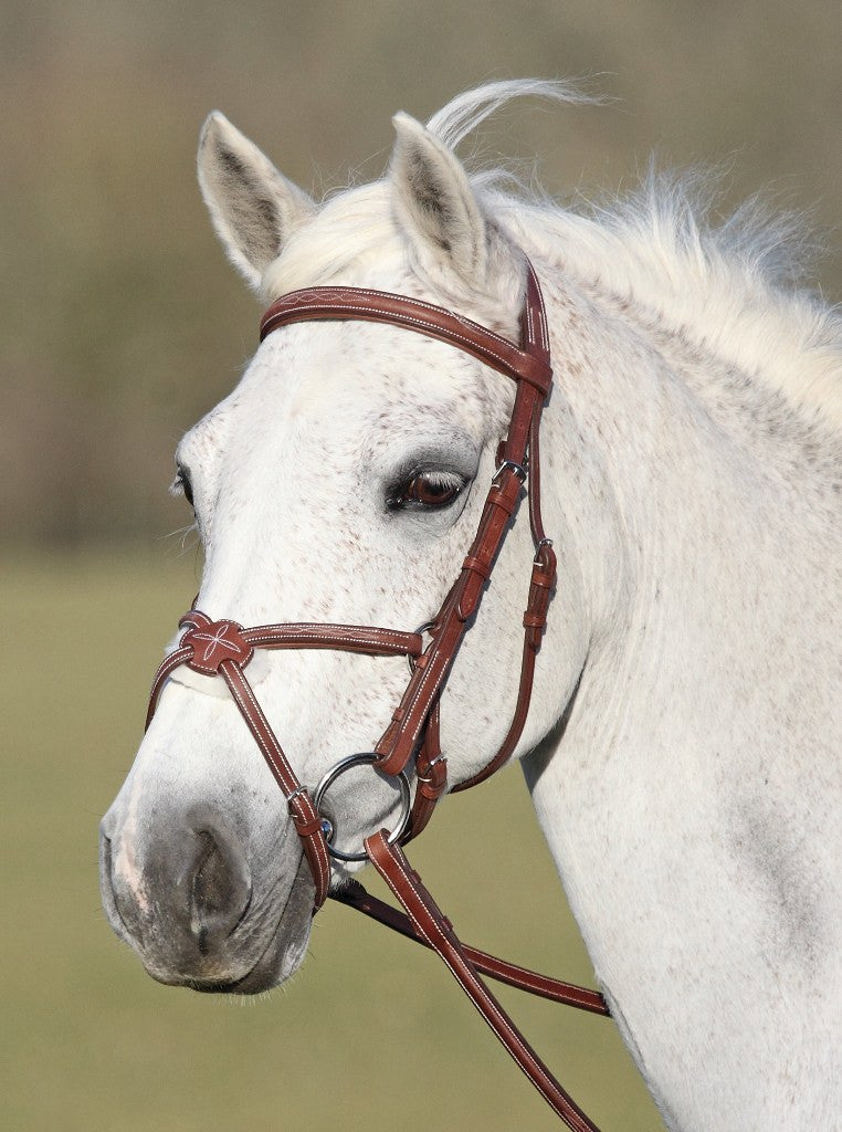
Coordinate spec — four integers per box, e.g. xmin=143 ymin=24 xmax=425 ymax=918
xmin=260 ymin=281 xmax=553 ymax=395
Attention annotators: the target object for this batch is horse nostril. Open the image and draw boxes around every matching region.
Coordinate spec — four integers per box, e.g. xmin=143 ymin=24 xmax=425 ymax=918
xmin=187 ymin=826 xmax=252 ymax=955
xmin=98 ymin=828 xmax=123 ymax=931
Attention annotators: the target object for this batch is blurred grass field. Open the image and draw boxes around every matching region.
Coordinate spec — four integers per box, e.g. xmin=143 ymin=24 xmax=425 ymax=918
xmin=1 ymin=547 xmax=664 ymax=1130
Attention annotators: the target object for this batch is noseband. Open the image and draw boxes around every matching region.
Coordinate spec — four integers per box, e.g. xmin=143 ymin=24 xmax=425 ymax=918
xmin=145 ymin=261 xmax=608 ymax=1131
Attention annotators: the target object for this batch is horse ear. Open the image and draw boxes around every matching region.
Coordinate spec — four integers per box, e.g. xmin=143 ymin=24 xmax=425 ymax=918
xmin=198 ymin=112 xmax=315 ymax=291
xmin=390 ymin=112 xmax=490 ymax=289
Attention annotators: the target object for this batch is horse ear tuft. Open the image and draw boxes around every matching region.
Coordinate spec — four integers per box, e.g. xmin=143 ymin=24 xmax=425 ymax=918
xmin=197 ymin=112 xmax=315 ymax=291
xmin=390 ymin=112 xmax=488 ymax=288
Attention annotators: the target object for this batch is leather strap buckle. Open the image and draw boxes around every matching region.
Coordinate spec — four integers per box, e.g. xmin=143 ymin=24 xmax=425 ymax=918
xmin=494 ymin=458 xmax=528 ymax=484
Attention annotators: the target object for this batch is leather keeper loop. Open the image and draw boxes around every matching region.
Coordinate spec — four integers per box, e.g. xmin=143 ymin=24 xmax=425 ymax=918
xmin=488 ymin=475 xmax=522 ymax=516
xmin=531 ymin=567 xmax=555 ymax=590
xmin=462 ymin=554 xmax=492 ymax=580
xmin=525 ymin=556 xmax=556 ymax=626
xmin=291 ymin=812 xmax=324 ymax=839
xmin=418 ymin=778 xmax=444 ymax=802
xmin=523 ymin=610 xmax=549 ymax=629
xmin=288 ymin=792 xmax=324 ymax=838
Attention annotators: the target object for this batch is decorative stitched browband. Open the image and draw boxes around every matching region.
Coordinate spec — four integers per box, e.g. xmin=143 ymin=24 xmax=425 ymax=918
xmin=145 ymin=261 xmax=608 ymax=1131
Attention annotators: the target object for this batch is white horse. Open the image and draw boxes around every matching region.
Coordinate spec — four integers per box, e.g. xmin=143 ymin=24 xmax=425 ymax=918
xmin=100 ymin=81 xmax=842 ymax=1130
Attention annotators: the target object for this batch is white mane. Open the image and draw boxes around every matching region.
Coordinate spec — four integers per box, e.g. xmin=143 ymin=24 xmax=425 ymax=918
xmin=265 ymin=79 xmax=842 ymax=426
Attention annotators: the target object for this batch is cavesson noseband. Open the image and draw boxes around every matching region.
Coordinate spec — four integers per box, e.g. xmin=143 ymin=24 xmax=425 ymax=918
xmin=145 ymin=261 xmax=609 ymax=1131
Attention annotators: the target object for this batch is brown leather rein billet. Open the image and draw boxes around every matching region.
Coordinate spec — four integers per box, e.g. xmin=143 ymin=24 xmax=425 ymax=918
xmin=145 ymin=261 xmax=608 ymax=1131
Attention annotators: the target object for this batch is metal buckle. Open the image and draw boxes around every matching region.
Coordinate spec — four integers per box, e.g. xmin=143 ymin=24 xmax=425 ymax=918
xmin=415 ymin=753 xmax=447 ymax=785
xmin=313 ymin=753 xmax=412 ymax=863
xmin=493 ymin=458 xmax=527 ymax=484
xmin=533 ymin=537 xmax=554 ymax=565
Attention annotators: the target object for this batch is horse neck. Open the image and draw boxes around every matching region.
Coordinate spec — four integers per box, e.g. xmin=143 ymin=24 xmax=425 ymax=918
xmin=526 ymin=274 xmax=842 ymax=1126
xmin=540 ymin=275 xmax=838 ymax=766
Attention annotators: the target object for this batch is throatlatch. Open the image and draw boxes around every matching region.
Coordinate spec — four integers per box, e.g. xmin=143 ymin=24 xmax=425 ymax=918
xmin=145 ymin=261 xmax=608 ymax=1132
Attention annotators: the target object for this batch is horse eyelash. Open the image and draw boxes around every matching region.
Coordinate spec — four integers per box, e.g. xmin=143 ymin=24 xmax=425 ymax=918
xmin=171 ymin=466 xmax=195 ymax=509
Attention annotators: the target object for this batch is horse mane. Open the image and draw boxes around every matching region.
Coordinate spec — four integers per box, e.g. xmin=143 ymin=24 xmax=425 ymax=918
xmin=267 ymin=80 xmax=842 ymax=426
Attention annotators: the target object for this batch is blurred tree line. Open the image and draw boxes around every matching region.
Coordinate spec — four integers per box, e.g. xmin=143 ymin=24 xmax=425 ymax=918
xmin=2 ymin=0 xmax=839 ymax=545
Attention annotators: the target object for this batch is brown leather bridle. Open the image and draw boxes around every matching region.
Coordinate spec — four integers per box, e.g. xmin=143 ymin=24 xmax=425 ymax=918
xmin=145 ymin=261 xmax=609 ymax=1131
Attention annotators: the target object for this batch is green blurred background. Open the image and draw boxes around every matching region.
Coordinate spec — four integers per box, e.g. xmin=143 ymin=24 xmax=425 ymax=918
xmin=2 ymin=1 xmax=839 ymax=1128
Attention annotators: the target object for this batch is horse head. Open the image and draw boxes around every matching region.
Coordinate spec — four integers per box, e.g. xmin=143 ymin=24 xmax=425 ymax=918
xmin=99 ymin=101 xmax=592 ymax=994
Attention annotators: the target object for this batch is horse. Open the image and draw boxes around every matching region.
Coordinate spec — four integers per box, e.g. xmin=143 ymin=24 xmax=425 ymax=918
xmin=99 ymin=80 xmax=842 ymax=1130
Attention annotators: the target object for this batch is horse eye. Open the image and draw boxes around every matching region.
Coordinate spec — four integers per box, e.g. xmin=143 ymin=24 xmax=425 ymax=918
xmin=389 ymin=470 xmax=464 ymax=511
xmin=172 ymin=465 xmax=195 ymax=509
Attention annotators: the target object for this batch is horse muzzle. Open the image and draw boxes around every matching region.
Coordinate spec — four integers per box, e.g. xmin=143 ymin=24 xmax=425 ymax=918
xmin=98 ymin=805 xmax=314 ymax=993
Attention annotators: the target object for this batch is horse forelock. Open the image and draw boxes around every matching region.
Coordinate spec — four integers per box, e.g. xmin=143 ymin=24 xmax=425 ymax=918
xmin=261 ymin=182 xmax=405 ymax=297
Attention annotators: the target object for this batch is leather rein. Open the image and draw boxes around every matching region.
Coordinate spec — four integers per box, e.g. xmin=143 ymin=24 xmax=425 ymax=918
xmin=145 ymin=261 xmax=609 ymax=1131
